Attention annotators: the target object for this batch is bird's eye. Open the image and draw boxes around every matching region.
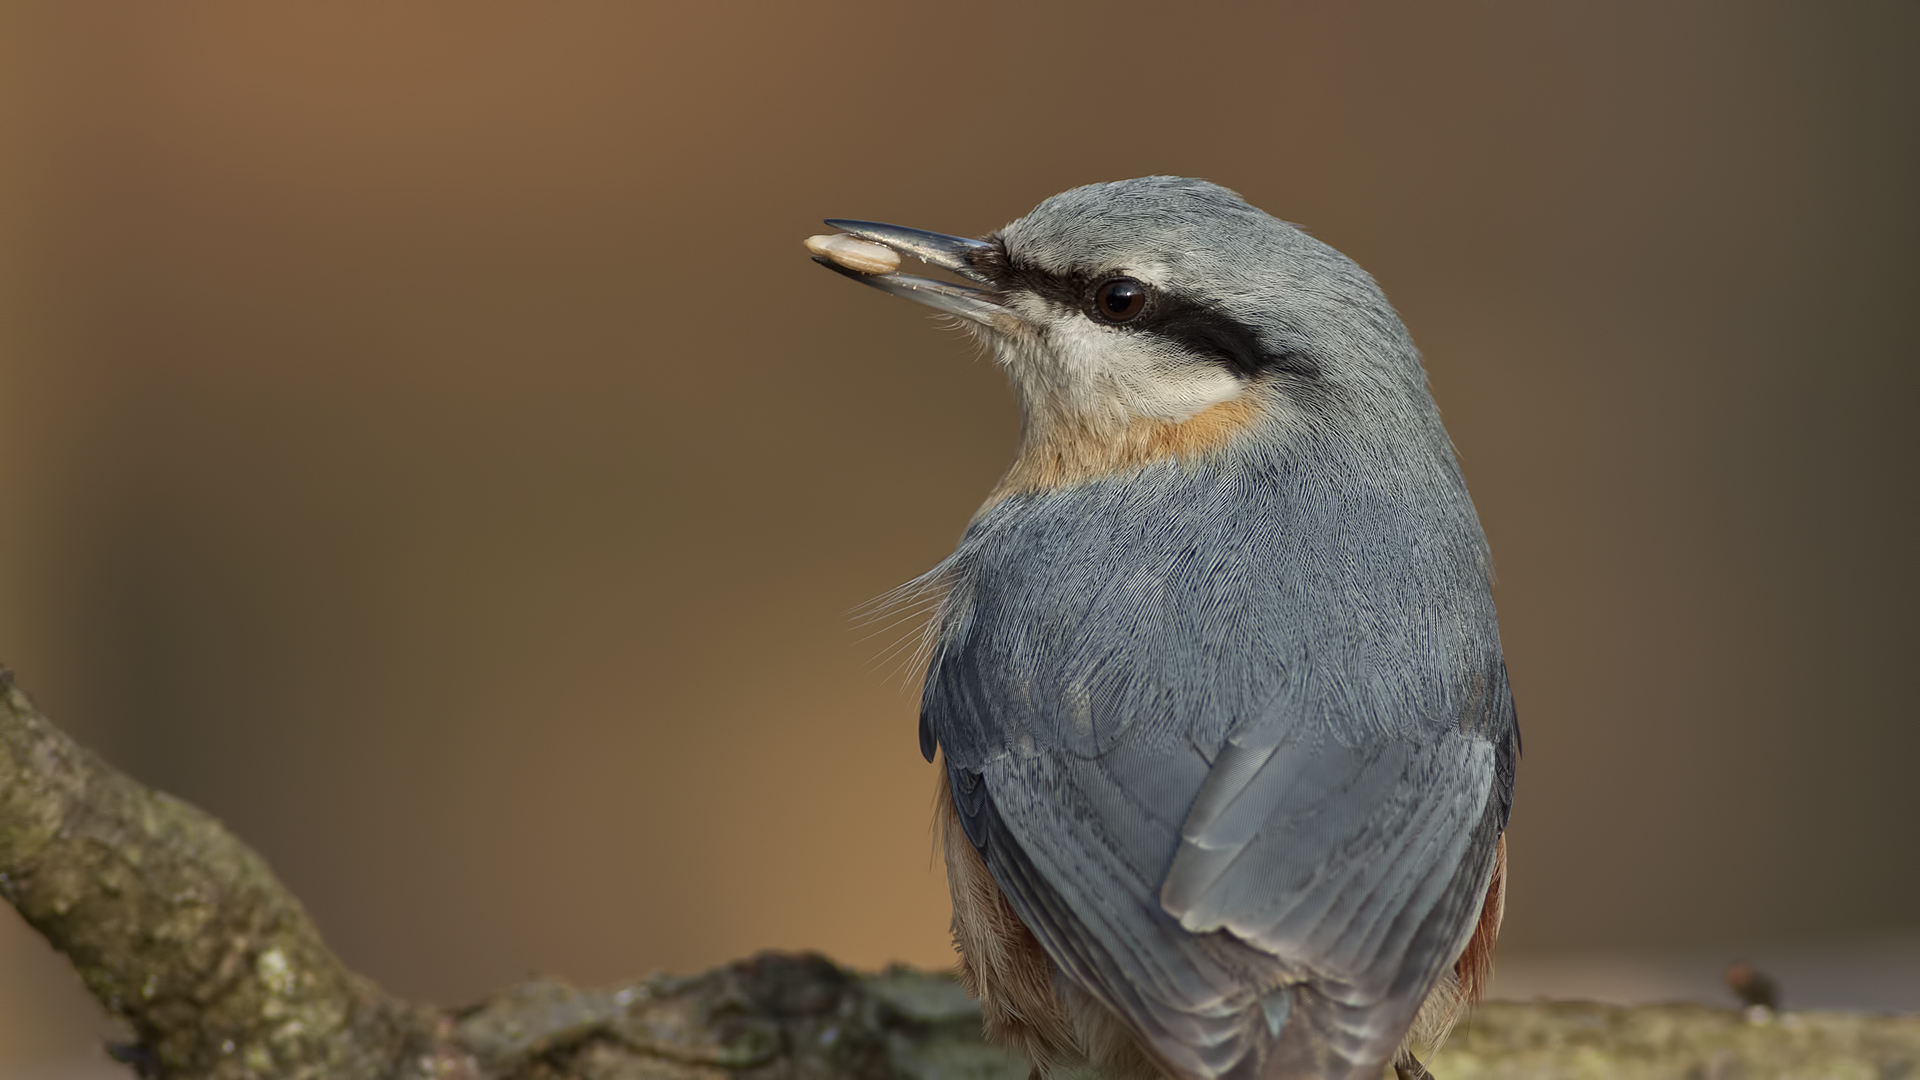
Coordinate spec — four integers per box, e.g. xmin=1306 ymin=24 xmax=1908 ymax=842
xmin=1091 ymin=277 xmax=1149 ymax=324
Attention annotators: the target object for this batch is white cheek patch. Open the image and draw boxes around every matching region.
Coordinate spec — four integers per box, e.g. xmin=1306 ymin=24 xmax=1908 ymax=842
xmin=993 ymin=295 xmax=1246 ymax=425
xmin=1052 ymin=320 xmax=1244 ymax=420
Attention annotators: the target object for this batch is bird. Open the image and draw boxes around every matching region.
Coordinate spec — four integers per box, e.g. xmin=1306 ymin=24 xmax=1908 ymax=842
xmin=808 ymin=177 xmax=1518 ymax=1080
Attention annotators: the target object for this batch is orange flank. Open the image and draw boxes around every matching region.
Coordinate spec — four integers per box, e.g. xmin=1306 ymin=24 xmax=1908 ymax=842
xmin=934 ymin=768 xmax=1080 ymax=1069
xmin=1454 ymin=834 xmax=1507 ymax=1006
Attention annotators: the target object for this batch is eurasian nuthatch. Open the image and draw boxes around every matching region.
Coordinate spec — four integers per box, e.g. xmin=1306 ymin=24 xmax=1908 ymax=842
xmin=808 ymin=177 xmax=1518 ymax=1080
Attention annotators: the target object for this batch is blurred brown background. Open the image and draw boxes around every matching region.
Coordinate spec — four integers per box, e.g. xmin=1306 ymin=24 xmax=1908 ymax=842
xmin=2 ymin=1 xmax=1917 ymax=1073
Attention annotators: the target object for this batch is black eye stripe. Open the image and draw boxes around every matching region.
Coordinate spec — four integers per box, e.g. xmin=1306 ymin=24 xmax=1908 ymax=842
xmin=968 ymin=239 xmax=1315 ymax=380
xmin=1149 ymin=295 xmax=1281 ymax=379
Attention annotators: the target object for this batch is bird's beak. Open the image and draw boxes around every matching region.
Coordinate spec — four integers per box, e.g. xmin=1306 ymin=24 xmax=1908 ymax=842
xmin=811 ymin=219 xmax=1003 ymax=326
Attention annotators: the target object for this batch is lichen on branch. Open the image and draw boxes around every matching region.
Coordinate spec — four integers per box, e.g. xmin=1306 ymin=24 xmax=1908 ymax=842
xmin=0 ymin=668 xmax=417 ymax=1078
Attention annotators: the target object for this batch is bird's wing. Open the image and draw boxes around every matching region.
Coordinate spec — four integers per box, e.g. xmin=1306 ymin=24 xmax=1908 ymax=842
xmin=937 ymin=660 xmax=1509 ymax=1080
xmin=1158 ymin=673 xmax=1511 ymax=1077
xmin=924 ymin=475 xmax=1515 ymax=1080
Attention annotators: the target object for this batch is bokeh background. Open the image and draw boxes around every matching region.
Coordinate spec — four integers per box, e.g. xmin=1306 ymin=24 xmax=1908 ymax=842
xmin=2 ymin=2 xmax=1917 ymax=1074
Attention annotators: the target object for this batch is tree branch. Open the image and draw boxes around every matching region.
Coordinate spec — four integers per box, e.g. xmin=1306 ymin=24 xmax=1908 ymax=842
xmin=0 ymin=666 xmax=418 ymax=1077
xmin=3 ymin=665 xmax=1917 ymax=1079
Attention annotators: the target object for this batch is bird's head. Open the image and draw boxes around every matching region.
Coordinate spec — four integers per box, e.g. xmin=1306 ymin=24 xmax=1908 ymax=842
xmin=813 ymin=176 xmax=1436 ymax=501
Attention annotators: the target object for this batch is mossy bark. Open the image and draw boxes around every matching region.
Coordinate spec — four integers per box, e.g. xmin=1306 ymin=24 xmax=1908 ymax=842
xmin=3 ymin=667 xmax=1917 ymax=1079
xmin=0 ymin=668 xmax=420 ymax=1077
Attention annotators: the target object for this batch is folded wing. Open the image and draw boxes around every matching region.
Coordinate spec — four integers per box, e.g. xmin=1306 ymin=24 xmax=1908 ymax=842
xmin=940 ymin=658 xmax=1506 ymax=1080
